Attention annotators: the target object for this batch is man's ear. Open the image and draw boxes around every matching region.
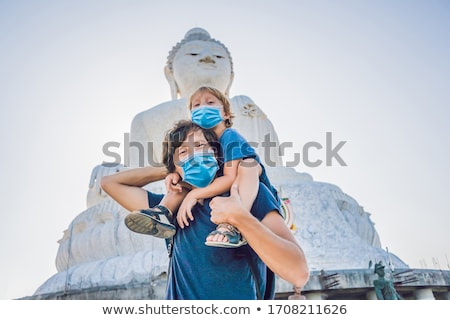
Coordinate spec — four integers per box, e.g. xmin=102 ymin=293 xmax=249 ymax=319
xmin=164 ymin=65 xmax=179 ymax=100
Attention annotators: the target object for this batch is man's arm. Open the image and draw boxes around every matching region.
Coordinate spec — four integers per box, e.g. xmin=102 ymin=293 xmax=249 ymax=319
xmin=100 ymin=166 xmax=168 ymax=212
xmin=209 ymin=184 xmax=309 ymax=289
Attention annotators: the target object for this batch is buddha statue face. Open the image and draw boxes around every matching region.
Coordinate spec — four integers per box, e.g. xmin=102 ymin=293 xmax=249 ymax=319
xmin=173 ymin=40 xmax=232 ymax=98
xmin=165 ymin=28 xmax=234 ymax=99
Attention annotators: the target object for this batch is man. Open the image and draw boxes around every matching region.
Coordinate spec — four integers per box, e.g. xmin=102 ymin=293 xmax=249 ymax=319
xmin=101 ymin=120 xmax=309 ymax=299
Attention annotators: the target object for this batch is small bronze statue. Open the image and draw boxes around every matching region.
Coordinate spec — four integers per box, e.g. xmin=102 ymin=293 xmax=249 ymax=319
xmin=373 ymin=262 xmax=403 ymax=300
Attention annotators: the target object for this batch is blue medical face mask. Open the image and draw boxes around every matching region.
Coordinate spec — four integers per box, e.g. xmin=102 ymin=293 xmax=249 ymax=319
xmin=191 ymin=106 xmax=223 ymax=129
xmin=178 ymin=151 xmax=219 ymax=188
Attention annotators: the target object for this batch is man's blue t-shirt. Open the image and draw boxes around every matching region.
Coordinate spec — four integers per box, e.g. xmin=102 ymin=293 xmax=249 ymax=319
xmin=218 ymin=128 xmax=280 ymax=205
xmin=147 ymin=182 xmax=280 ymax=300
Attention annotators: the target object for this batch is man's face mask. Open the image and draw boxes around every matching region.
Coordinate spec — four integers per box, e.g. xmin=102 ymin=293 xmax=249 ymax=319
xmin=178 ymin=151 xmax=219 ymax=188
xmin=191 ymin=106 xmax=223 ymax=129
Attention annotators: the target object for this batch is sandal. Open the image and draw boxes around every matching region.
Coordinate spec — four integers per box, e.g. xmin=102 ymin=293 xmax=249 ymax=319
xmin=205 ymin=223 xmax=247 ymax=248
xmin=124 ymin=205 xmax=176 ymax=238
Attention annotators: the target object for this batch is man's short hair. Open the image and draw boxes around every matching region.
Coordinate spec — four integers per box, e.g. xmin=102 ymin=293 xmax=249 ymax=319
xmin=162 ymin=120 xmax=219 ymax=172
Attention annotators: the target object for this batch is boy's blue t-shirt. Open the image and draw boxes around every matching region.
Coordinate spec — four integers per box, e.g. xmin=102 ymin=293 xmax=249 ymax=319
xmin=147 ymin=182 xmax=280 ymax=300
xmin=218 ymin=128 xmax=280 ymax=204
xmin=218 ymin=128 xmax=257 ymax=164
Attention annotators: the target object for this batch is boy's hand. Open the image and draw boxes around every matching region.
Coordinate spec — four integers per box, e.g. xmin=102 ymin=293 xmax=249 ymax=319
xmin=176 ymin=190 xmax=202 ymax=228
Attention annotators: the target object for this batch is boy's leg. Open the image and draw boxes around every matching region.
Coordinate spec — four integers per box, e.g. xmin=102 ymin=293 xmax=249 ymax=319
xmin=159 ymin=188 xmax=188 ymax=215
xmin=236 ymin=158 xmax=262 ymax=211
xmin=205 ymin=158 xmax=261 ymax=247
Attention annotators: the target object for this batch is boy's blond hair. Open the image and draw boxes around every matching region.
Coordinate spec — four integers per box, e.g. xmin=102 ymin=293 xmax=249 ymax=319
xmin=188 ymin=86 xmax=234 ymax=128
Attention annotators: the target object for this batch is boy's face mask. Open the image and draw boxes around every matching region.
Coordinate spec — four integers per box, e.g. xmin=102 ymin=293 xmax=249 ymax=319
xmin=191 ymin=106 xmax=223 ymax=129
xmin=178 ymin=151 xmax=219 ymax=188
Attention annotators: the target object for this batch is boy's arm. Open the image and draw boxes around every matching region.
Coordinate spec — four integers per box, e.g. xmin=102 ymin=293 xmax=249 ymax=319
xmin=100 ymin=166 xmax=168 ymax=212
xmin=190 ymin=159 xmax=240 ymax=199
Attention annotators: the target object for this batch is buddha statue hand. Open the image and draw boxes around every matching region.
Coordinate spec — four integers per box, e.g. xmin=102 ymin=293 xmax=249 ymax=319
xmin=86 ymin=163 xmax=124 ymax=208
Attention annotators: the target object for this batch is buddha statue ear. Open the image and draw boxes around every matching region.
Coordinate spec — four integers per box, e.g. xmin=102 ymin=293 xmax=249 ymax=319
xmin=224 ymin=72 xmax=234 ymax=97
xmin=164 ymin=65 xmax=179 ymax=100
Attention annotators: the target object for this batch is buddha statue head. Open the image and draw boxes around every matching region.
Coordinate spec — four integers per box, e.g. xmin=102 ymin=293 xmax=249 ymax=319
xmin=164 ymin=28 xmax=234 ymax=99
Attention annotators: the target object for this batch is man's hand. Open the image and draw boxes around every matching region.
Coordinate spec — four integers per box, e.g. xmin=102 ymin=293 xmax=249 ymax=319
xmin=209 ymin=183 xmax=244 ymax=225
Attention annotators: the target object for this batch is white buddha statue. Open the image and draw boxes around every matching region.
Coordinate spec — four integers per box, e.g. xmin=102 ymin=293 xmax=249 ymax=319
xmin=33 ymin=28 xmax=408 ymax=300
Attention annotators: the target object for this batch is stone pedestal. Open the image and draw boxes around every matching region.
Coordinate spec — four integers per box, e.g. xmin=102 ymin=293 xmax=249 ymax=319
xmin=304 ymin=292 xmax=325 ymax=300
xmin=366 ymin=290 xmax=377 ymax=300
xmin=415 ymin=288 xmax=435 ymax=300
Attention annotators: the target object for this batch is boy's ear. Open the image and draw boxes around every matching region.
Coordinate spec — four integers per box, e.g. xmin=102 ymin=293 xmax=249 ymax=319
xmin=223 ymin=111 xmax=232 ymax=120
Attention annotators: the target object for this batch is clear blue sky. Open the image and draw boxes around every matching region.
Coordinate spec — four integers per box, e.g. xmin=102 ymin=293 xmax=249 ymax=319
xmin=1 ymin=0 xmax=449 ymax=300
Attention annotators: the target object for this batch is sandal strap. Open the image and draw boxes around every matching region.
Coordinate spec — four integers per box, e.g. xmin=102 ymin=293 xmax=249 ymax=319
xmin=140 ymin=205 xmax=173 ymax=225
xmin=147 ymin=205 xmax=174 ymax=257
xmin=210 ymin=223 xmax=242 ymax=244
xmin=217 ymin=223 xmax=240 ymax=235
xmin=154 ymin=205 xmax=173 ymax=220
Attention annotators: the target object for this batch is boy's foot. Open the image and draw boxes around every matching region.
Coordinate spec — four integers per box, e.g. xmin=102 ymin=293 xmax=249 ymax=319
xmin=124 ymin=205 xmax=176 ymax=238
xmin=205 ymin=223 xmax=247 ymax=248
